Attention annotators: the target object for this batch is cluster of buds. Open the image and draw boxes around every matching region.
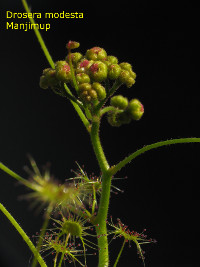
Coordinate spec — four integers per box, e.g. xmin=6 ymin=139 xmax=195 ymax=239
xmin=108 ymin=95 xmax=144 ymax=127
xmin=39 ymin=41 xmax=144 ymax=126
xmin=39 ymin=42 xmax=136 ymax=103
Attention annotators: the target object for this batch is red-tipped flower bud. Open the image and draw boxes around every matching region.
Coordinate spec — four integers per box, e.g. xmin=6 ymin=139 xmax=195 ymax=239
xmin=127 ymin=99 xmax=144 ymax=120
xmin=66 ymin=41 xmax=80 ymax=50
xmin=66 ymin=52 xmax=83 ymax=65
xmin=55 ymin=61 xmax=72 ymax=83
xmin=86 ymin=47 xmax=107 ymax=61
xmin=89 ymin=61 xmax=108 ymax=82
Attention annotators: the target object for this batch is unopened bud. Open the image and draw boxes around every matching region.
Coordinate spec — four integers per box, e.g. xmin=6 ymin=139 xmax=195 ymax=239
xmin=92 ymin=82 xmax=106 ymax=100
xmin=86 ymin=47 xmax=107 ymax=61
xmin=108 ymin=64 xmax=121 ymax=80
xmin=55 ymin=61 xmax=72 ymax=83
xmin=118 ymin=70 xmax=130 ymax=84
xmin=39 ymin=68 xmax=58 ymax=89
xmin=66 ymin=52 xmax=82 ymax=65
xmin=107 ymin=112 xmax=122 ymax=127
xmin=89 ymin=61 xmax=108 ymax=82
xmin=110 ymin=95 xmax=128 ymax=110
xmin=119 ymin=62 xmax=132 ymax=71
xmin=127 ymin=99 xmax=144 ymax=120
xmin=76 ymin=73 xmax=90 ymax=84
xmin=107 ymin=56 xmax=118 ymax=64
xmin=126 ymin=77 xmax=135 ymax=88
xmin=78 ymin=83 xmax=92 ymax=92
xmin=66 ymin=41 xmax=80 ymax=50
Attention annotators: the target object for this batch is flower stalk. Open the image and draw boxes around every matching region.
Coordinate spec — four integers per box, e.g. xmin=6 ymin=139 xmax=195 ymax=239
xmin=0 ymin=203 xmax=47 ymax=267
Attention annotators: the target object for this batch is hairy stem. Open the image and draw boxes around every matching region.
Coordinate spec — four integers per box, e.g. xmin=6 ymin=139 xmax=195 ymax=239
xmin=90 ymin=120 xmax=110 ymax=173
xmin=90 ymin=118 xmax=112 ymax=266
xmin=0 ymin=203 xmax=47 ymax=267
xmin=110 ymin=137 xmax=200 ymax=175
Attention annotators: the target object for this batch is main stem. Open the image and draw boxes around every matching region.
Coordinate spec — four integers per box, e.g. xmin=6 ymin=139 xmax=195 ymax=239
xmin=90 ymin=118 xmax=112 ymax=267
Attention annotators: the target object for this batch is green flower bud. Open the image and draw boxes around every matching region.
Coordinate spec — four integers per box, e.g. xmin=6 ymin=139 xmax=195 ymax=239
xmin=86 ymin=47 xmax=107 ymax=61
xmin=78 ymin=83 xmax=92 ymax=92
xmin=92 ymin=82 xmax=106 ymax=100
xmin=80 ymin=90 xmax=91 ymax=103
xmin=39 ymin=68 xmax=58 ymax=89
xmin=119 ymin=62 xmax=132 ymax=71
xmin=55 ymin=61 xmax=72 ymax=83
xmin=76 ymin=73 xmax=90 ymax=84
xmin=89 ymin=89 xmax=98 ymax=100
xmin=107 ymin=55 xmax=118 ymax=64
xmin=107 ymin=112 xmax=122 ymax=127
xmin=65 ymin=52 xmax=83 ymax=65
xmin=126 ymin=77 xmax=135 ymax=88
xmin=118 ymin=70 xmax=130 ymax=84
xmin=39 ymin=75 xmax=48 ymax=89
xmin=129 ymin=69 xmax=136 ymax=79
xmin=127 ymin=99 xmax=144 ymax=120
xmin=89 ymin=61 xmax=108 ymax=82
xmin=117 ymin=111 xmax=132 ymax=124
xmin=110 ymin=95 xmax=128 ymax=110
xmin=108 ymin=64 xmax=121 ymax=80
xmin=66 ymin=41 xmax=80 ymax=50
xmin=79 ymin=84 xmax=97 ymax=103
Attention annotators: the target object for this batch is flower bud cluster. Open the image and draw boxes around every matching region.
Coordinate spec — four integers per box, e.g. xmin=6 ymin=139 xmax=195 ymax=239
xmin=39 ymin=42 xmax=137 ymax=104
xmin=78 ymin=82 xmax=106 ymax=104
xmin=108 ymin=96 xmax=144 ymax=127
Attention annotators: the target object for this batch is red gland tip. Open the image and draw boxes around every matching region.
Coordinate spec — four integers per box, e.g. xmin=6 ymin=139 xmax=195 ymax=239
xmin=80 ymin=60 xmax=90 ymax=68
xmin=90 ymin=63 xmax=99 ymax=73
xmin=66 ymin=40 xmax=80 ymax=50
xmin=91 ymin=47 xmax=102 ymax=54
xmin=140 ymin=104 xmax=144 ymax=112
xmin=63 ymin=64 xmax=70 ymax=73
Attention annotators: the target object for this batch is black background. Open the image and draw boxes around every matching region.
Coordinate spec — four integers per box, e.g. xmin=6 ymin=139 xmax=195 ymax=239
xmin=0 ymin=0 xmax=200 ymax=266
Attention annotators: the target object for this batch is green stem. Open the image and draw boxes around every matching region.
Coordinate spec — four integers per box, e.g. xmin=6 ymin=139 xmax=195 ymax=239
xmin=0 ymin=203 xmax=47 ymax=267
xmin=90 ymin=118 xmax=112 ymax=267
xmin=22 ymin=0 xmax=90 ymax=132
xmin=113 ymin=239 xmax=126 ymax=267
xmin=100 ymin=106 xmax=118 ymax=117
xmin=63 ymin=84 xmax=90 ymax=131
xmin=0 ymin=162 xmax=33 ymax=189
xmin=94 ymin=81 xmax=121 ymax=113
xmin=31 ymin=205 xmax=53 ymax=267
xmin=110 ymin=137 xmax=200 ymax=176
xmin=21 ymin=0 xmax=54 ymax=69
xmin=90 ymin=119 xmax=110 ymax=173
xmin=95 ymin=171 xmax=112 ymax=267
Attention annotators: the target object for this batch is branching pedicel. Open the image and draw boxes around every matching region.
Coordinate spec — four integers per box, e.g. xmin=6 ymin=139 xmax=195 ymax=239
xmin=0 ymin=0 xmax=200 ymax=267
